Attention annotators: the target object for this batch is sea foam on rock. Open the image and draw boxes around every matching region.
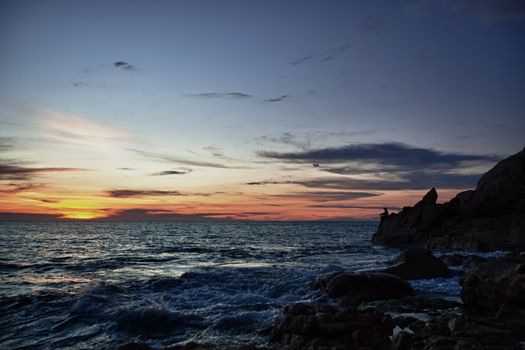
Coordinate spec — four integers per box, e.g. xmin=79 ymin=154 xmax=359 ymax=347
xmin=373 ymin=147 xmax=525 ymax=251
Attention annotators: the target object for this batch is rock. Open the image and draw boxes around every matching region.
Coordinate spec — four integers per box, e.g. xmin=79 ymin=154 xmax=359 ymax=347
xmin=269 ymin=302 xmax=393 ymax=350
xmin=403 ymin=313 xmax=525 ymax=349
xmin=165 ymin=343 xmax=263 ymax=350
xmin=117 ymin=343 xmax=154 ymax=350
xmin=372 ymin=147 xmax=525 ymax=251
xmin=310 ymin=271 xmax=413 ymax=307
xmin=361 ymin=294 xmax=461 ymax=316
xmin=461 ymin=260 xmax=525 ymax=315
xmin=382 ymin=248 xmax=451 ymax=280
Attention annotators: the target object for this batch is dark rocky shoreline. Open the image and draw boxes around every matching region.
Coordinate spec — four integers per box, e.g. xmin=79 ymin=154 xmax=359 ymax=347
xmin=372 ymin=148 xmax=525 ymax=251
xmin=119 ymin=148 xmax=525 ymax=349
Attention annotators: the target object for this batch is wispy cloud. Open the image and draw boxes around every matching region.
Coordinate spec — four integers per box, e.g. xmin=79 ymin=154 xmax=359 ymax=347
xmin=105 ymin=189 xmax=183 ymax=198
xmin=202 ymin=146 xmax=224 ymax=157
xmin=254 ymin=132 xmax=311 ymax=150
xmin=270 ymin=190 xmax=379 ymax=202
xmin=185 ymin=92 xmax=253 ymax=99
xmin=130 ymin=148 xmax=235 ymax=169
xmin=308 ymin=203 xmax=402 ymax=210
xmin=0 ymin=182 xmax=43 ymax=194
xmin=39 ymin=109 xmax=129 ymax=149
xmin=291 ymin=44 xmax=350 ymax=65
xmin=264 ymin=95 xmax=291 ymax=103
xmin=151 ymin=168 xmax=192 ymax=176
xmin=252 ymin=142 xmax=500 ymax=190
xmin=0 ymin=212 xmax=68 ymax=221
xmin=99 ymin=208 xmax=229 ymax=221
xmin=0 ymin=137 xmax=13 ymax=152
xmin=0 ymin=163 xmax=87 ymax=181
xmin=72 ymin=81 xmax=87 ymax=88
xmin=258 ymin=142 xmax=497 ymax=167
xmin=113 ymin=61 xmax=136 ymax=70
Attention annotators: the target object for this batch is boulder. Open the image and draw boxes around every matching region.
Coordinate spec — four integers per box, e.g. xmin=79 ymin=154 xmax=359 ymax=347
xmin=382 ymin=248 xmax=452 ymax=280
xmin=373 ymin=147 xmax=525 ymax=251
xmin=461 ymin=260 xmax=525 ymax=315
xmin=310 ymin=271 xmax=413 ymax=307
xmin=270 ymin=302 xmax=393 ymax=350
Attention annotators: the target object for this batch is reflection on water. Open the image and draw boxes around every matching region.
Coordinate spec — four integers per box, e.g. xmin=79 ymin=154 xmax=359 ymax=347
xmin=1 ymin=221 xmax=401 ymax=349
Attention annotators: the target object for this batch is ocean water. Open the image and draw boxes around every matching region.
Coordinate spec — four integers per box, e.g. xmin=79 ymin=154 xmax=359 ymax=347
xmin=1 ymin=221 xmax=458 ymax=349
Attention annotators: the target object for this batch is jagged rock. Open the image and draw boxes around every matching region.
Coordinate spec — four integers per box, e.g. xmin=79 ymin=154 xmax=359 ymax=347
xmin=269 ymin=302 xmax=393 ymax=350
xmin=372 ymin=147 xmax=525 ymax=251
xmin=382 ymin=248 xmax=451 ymax=280
xmin=310 ymin=271 xmax=413 ymax=307
xmin=396 ymin=313 xmax=525 ymax=349
xmin=461 ymin=259 xmax=525 ymax=315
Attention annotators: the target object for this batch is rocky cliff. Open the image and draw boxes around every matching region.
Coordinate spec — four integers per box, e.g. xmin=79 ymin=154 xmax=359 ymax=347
xmin=372 ymin=147 xmax=525 ymax=251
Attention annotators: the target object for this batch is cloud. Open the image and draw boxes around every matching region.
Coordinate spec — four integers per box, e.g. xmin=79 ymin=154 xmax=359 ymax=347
xmin=202 ymin=146 xmax=224 ymax=157
xmin=151 ymin=168 xmax=192 ymax=176
xmin=308 ymin=204 xmax=403 ymax=210
xmin=0 ymin=137 xmax=13 ymax=152
xmin=271 ymin=191 xmax=379 ymax=202
xmin=0 ymin=212 xmax=68 ymax=221
xmin=130 ymin=148 xmax=235 ymax=168
xmin=264 ymin=95 xmax=291 ymax=103
xmin=248 ymin=141 xmax=501 ymax=190
xmin=0 ymin=182 xmax=43 ymax=194
xmin=185 ymin=92 xmax=253 ymax=99
xmin=290 ymin=44 xmax=350 ymax=65
xmin=72 ymin=81 xmax=87 ymax=88
xmin=113 ymin=61 xmax=136 ymax=70
xmin=105 ymin=189 xmax=183 ymax=198
xmin=257 ymin=142 xmax=497 ymax=168
xmin=254 ymin=132 xmax=311 ymax=150
xmin=290 ymin=56 xmax=312 ymax=65
xmin=0 ymin=163 xmax=87 ymax=181
xmin=39 ymin=109 xmax=129 ymax=149
xmin=37 ymin=198 xmax=59 ymax=203
xmin=250 ymin=173 xmax=483 ymax=191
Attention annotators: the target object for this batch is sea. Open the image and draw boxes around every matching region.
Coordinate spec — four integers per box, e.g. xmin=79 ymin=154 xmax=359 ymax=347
xmin=0 ymin=221 xmax=480 ymax=349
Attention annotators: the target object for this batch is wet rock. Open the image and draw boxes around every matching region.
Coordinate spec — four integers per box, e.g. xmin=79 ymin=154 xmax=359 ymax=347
xmin=270 ymin=302 xmax=393 ymax=350
xmin=382 ymin=248 xmax=451 ymax=280
xmin=165 ymin=343 xmax=264 ymax=350
xmin=372 ymin=147 xmax=525 ymax=251
xmin=403 ymin=313 xmax=525 ymax=349
xmin=117 ymin=343 xmax=154 ymax=350
xmin=310 ymin=271 xmax=413 ymax=307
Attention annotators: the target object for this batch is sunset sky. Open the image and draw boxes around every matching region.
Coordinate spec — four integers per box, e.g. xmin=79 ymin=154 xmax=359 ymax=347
xmin=1 ymin=0 xmax=524 ymax=220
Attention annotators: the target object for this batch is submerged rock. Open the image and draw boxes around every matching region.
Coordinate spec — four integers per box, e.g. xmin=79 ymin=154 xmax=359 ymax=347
xmin=382 ymin=248 xmax=452 ymax=280
xmin=372 ymin=147 xmax=525 ymax=251
xmin=270 ymin=302 xmax=393 ymax=350
xmin=310 ymin=271 xmax=413 ymax=307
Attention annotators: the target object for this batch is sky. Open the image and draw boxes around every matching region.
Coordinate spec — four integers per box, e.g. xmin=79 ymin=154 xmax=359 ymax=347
xmin=0 ymin=0 xmax=524 ymax=221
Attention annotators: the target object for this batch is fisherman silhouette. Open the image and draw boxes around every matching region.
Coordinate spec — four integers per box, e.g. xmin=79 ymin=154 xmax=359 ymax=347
xmin=380 ymin=207 xmax=389 ymax=219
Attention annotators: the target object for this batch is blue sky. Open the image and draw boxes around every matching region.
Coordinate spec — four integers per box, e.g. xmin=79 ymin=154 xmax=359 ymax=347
xmin=0 ymin=0 xmax=524 ymax=220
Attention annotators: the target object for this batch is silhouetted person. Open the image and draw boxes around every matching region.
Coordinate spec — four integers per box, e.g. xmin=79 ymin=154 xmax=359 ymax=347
xmin=380 ymin=207 xmax=389 ymax=220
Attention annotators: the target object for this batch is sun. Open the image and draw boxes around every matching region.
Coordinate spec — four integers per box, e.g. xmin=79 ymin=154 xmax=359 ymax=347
xmin=61 ymin=212 xmax=104 ymax=220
